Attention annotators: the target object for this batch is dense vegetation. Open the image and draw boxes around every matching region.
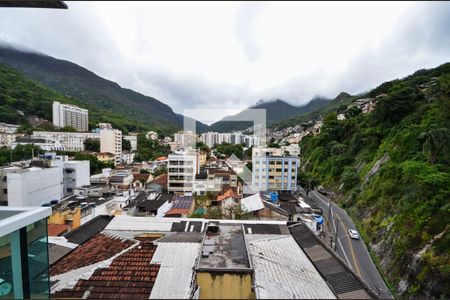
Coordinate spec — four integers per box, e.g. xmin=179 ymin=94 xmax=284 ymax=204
xmin=73 ymin=152 xmax=115 ymax=174
xmin=213 ymin=142 xmax=244 ymax=159
xmin=134 ymin=133 xmax=170 ymax=162
xmin=0 ymin=63 xmax=175 ymax=134
xmin=0 ymin=144 xmax=44 ymax=166
xmin=0 ymin=46 xmax=207 ymax=132
xmin=299 ymin=63 xmax=450 ymax=298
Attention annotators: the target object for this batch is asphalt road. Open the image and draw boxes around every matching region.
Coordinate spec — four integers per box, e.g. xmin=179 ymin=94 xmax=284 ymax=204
xmin=308 ymin=190 xmax=393 ymax=299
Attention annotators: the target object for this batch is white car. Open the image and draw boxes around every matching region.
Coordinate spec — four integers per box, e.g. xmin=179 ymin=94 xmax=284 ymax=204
xmin=348 ymin=229 xmax=360 ymax=240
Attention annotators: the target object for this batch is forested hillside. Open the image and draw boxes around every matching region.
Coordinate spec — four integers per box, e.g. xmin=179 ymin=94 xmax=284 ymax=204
xmin=299 ymin=63 xmax=450 ymax=298
xmin=0 ymin=63 xmax=175 ymax=135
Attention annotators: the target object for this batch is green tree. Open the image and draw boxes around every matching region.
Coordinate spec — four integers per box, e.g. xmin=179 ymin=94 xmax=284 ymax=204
xmin=122 ymin=138 xmax=132 ymax=151
xmin=214 ymin=142 xmax=243 ymax=159
xmin=152 ymin=165 xmax=167 ymax=177
xmin=73 ymin=152 xmax=114 ymax=174
xmin=84 ymin=138 xmax=100 ymax=152
xmin=207 ymin=206 xmax=223 ymax=220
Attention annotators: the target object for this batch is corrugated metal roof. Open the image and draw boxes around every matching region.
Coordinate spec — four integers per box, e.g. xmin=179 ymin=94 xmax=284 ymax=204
xmin=241 ymin=193 xmax=265 ymax=212
xmin=243 ymin=224 xmax=289 ymax=235
xmin=149 ymin=243 xmax=200 ymax=299
xmin=64 ymin=215 xmax=113 ymax=245
xmin=48 ymin=244 xmax=73 ymax=266
xmin=105 ymin=215 xmax=174 ymax=232
xmin=155 ymin=232 xmax=203 ymax=243
xmin=246 ymin=234 xmax=336 ymax=299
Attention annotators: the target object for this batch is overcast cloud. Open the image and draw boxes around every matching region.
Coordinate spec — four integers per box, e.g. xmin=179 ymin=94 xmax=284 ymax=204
xmin=0 ymin=1 xmax=449 ymax=123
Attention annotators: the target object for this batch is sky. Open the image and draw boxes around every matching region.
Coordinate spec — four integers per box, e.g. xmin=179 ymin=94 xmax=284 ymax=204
xmin=0 ymin=1 xmax=450 ymax=124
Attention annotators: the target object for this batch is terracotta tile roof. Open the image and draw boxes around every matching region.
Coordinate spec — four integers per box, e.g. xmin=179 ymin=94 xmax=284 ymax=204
xmin=217 ymin=188 xmax=238 ymax=201
xmin=50 ymin=233 xmax=135 ymax=276
xmin=164 ymin=208 xmax=189 ymax=216
xmin=156 ymin=156 xmax=167 ymax=161
xmin=149 ymin=173 xmax=168 ymax=185
xmin=52 ymin=238 xmax=160 ymax=299
xmin=133 ymin=173 xmax=150 ymax=182
xmin=48 ymin=224 xmax=69 ymax=236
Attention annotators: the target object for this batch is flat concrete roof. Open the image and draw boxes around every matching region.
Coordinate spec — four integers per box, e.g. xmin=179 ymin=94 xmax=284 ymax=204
xmin=0 ymin=206 xmax=52 ymax=237
xmin=197 ymin=224 xmax=251 ymax=271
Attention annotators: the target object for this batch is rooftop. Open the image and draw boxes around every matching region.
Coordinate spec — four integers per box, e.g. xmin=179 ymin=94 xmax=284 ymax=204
xmin=48 ymin=224 xmax=70 ymax=236
xmin=50 ymin=233 xmax=135 ymax=276
xmin=64 ymin=215 xmax=114 ymax=245
xmin=148 ymin=173 xmax=168 ymax=185
xmin=246 ymin=234 xmax=336 ymax=299
xmin=136 ymin=193 xmax=174 ymax=212
xmin=197 ymin=224 xmax=251 ymax=271
xmin=52 ymin=237 xmax=159 ymax=299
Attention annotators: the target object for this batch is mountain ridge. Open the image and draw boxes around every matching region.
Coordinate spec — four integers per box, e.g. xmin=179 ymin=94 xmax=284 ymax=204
xmin=0 ymin=45 xmax=209 ymax=132
xmin=208 ymin=96 xmax=332 ymax=132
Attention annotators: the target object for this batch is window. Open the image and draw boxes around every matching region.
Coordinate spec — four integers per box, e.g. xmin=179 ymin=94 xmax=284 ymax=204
xmin=3 ymin=189 xmax=7 ymax=194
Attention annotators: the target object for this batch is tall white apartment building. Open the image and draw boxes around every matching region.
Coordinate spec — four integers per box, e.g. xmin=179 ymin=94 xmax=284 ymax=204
xmin=32 ymin=131 xmax=100 ymax=152
xmin=100 ymin=128 xmax=122 ymax=165
xmin=217 ymin=133 xmax=232 ymax=145
xmin=53 ymin=101 xmax=89 ymax=132
xmin=167 ymin=149 xmax=198 ymax=194
xmin=174 ymin=130 xmax=197 ymax=147
xmin=201 ymin=132 xmax=218 ymax=148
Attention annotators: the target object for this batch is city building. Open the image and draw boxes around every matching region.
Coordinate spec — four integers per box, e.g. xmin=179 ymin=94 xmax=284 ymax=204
xmin=0 ymin=206 xmax=52 ymax=299
xmin=109 ymin=170 xmax=134 ymax=190
xmin=0 ymin=122 xmax=20 ymax=134
xmin=281 ymin=143 xmax=301 ymax=156
xmin=146 ymin=131 xmax=158 ymax=140
xmin=47 ymin=215 xmax=377 ymax=299
xmin=32 ymin=131 xmax=100 ymax=152
xmin=0 ymin=132 xmax=23 ymax=148
xmin=123 ymin=134 xmax=138 ymax=151
xmin=0 ymin=163 xmax=63 ymax=207
xmin=252 ymin=152 xmax=299 ymax=192
xmin=12 ymin=136 xmax=63 ymax=151
xmin=62 ymin=160 xmax=90 ymax=196
xmin=0 ymin=155 xmax=91 ymax=206
xmin=121 ymin=151 xmax=136 ymax=165
xmin=100 ymin=126 xmax=122 ymax=165
xmin=167 ymin=150 xmax=198 ymax=194
xmin=52 ymin=101 xmax=89 ymax=132
xmin=174 ymin=130 xmax=197 ymax=147
xmin=95 ymin=152 xmax=115 ymax=163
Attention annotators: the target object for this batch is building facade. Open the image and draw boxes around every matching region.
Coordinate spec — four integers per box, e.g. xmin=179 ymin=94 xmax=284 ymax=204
xmin=52 ymin=101 xmax=89 ymax=132
xmin=167 ymin=151 xmax=197 ymax=194
xmin=123 ymin=134 xmax=137 ymax=151
xmin=252 ymin=155 xmax=299 ymax=192
xmin=31 ymin=131 xmax=100 ymax=152
xmin=0 ymin=165 xmax=63 ymax=207
xmin=63 ymin=161 xmax=90 ymax=196
xmin=100 ymin=128 xmax=122 ymax=165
